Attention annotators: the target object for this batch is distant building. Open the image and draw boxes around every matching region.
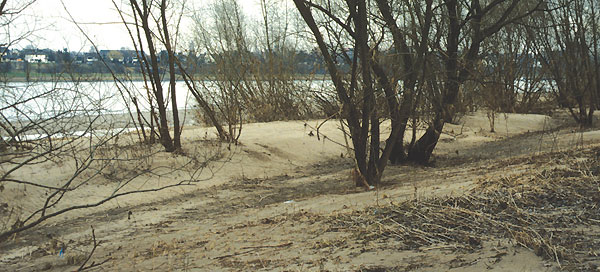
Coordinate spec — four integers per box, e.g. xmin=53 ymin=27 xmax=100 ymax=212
xmin=85 ymin=54 xmax=98 ymax=63
xmin=0 ymin=48 xmax=21 ymax=62
xmin=24 ymin=54 xmax=48 ymax=63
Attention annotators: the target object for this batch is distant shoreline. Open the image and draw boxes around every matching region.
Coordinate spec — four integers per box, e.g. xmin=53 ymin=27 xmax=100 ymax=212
xmin=2 ymin=73 xmax=331 ymax=83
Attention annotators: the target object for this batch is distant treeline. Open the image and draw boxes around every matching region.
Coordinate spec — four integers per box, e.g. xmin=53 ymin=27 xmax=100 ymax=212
xmin=0 ymin=47 xmax=329 ymax=78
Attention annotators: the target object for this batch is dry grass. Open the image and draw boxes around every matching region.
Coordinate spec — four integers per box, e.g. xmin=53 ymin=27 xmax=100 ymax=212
xmin=328 ymin=148 xmax=600 ymax=271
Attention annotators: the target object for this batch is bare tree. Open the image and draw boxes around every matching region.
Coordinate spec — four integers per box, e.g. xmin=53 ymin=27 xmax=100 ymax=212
xmin=473 ymin=19 xmax=548 ymax=132
xmin=126 ymin=0 xmax=180 ymax=152
xmin=294 ymin=0 xmax=403 ymax=186
xmin=373 ymin=0 xmax=434 ymax=164
xmin=251 ymin=0 xmax=316 ymax=122
xmin=194 ymin=0 xmax=250 ymax=142
xmin=184 ymin=0 xmax=317 ymax=143
xmin=405 ymin=0 xmax=544 ymax=163
xmin=535 ymin=0 xmax=600 ymax=127
xmin=0 ymin=0 xmax=222 ymax=243
xmin=292 ymin=0 xmax=545 ymax=186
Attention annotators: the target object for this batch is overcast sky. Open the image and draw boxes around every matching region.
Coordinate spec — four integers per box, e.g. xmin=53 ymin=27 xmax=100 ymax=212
xmin=17 ymin=0 xmax=262 ymax=51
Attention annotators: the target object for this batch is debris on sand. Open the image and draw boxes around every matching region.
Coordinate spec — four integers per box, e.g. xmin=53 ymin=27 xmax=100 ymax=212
xmin=329 ymin=148 xmax=600 ymax=271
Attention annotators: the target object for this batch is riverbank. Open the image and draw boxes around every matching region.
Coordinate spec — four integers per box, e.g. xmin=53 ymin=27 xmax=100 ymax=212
xmin=2 ymin=72 xmax=331 ymax=83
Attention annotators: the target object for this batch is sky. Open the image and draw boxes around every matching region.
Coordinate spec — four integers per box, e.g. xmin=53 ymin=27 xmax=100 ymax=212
xmin=15 ymin=0 xmax=263 ymax=51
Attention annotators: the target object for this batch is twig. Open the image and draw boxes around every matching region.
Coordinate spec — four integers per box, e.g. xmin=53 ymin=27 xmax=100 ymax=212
xmin=420 ymin=244 xmax=462 ymax=251
xmin=214 ymin=249 xmax=255 ymax=260
xmin=214 ymin=242 xmax=293 ymax=260
xmin=77 ymin=226 xmax=110 ymax=271
xmin=241 ymin=242 xmax=293 ymax=249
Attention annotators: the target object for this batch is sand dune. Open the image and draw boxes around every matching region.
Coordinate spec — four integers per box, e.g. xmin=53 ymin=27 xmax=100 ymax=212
xmin=1 ymin=111 xmax=600 ymax=271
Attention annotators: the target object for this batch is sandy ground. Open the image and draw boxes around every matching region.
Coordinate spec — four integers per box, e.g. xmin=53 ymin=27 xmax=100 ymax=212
xmin=1 ymin=110 xmax=600 ymax=271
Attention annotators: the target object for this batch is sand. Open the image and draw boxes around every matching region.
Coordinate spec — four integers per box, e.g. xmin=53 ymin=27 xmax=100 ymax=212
xmin=1 ymin=110 xmax=599 ymax=271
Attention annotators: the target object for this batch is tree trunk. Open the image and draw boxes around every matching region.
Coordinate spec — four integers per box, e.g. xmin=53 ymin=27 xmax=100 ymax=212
xmin=132 ymin=0 xmax=174 ymax=152
xmin=294 ymin=0 xmax=369 ymax=186
xmin=178 ymin=64 xmax=230 ymax=142
xmin=355 ymin=0 xmax=377 ymax=186
xmin=407 ymin=117 xmax=443 ymax=164
xmin=161 ymin=0 xmax=181 ymax=151
xmin=388 ymin=124 xmax=407 ymax=164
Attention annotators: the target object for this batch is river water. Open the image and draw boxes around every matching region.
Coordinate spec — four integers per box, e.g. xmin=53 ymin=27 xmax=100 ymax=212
xmin=0 ymin=79 xmax=333 ymax=139
xmin=0 ymin=78 xmax=552 ymax=140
